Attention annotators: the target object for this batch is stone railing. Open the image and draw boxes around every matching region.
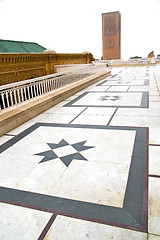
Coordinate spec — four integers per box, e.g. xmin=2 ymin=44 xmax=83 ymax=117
xmin=0 ymin=63 xmax=105 ymax=113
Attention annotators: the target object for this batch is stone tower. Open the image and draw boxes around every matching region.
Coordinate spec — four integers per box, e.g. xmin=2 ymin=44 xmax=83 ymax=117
xmin=102 ymin=11 xmax=121 ymax=60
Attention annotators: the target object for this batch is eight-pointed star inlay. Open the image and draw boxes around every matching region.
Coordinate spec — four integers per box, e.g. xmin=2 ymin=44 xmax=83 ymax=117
xmin=99 ymin=95 xmax=122 ymax=102
xmin=35 ymin=139 xmax=95 ymax=167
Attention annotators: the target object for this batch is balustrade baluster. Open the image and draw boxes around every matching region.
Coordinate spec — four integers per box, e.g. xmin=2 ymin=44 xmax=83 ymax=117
xmin=24 ymin=87 xmax=27 ymax=101
xmin=33 ymin=83 xmax=36 ymax=99
xmin=17 ymin=88 xmax=21 ymax=104
xmin=30 ymin=84 xmax=33 ymax=99
xmin=13 ymin=89 xmax=17 ymax=105
xmin=21 ymin=88 xmax=24 ymax=102
xmin=6 ymin=91 xmax=10 ymax=108
xmin=1 ymin=92 xmax=6 ymax=110
xmin=10 ymin=90 xmax=14 ymax=106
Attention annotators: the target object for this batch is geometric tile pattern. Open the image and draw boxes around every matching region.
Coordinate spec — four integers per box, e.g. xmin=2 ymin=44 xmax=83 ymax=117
xmin=0 ymin=123 xmax=148 ymax=233
xmin=1 ymin=66 xmax=157 ymax=239
xmin=64 ymin=91 xmax=149 ymax=108
xmin=35 ymin=139 xmax=95 ymax=167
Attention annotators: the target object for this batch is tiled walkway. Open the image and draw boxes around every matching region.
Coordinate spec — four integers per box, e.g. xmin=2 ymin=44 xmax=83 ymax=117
xmin=0 ymin=66 xmax=160 ymax=239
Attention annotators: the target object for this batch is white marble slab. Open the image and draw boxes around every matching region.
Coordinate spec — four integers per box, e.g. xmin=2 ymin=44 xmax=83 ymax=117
xmin=107 ymin=86 xmax=129 ymax=91
xmin=149 ymin=117 xmax=160 ymax=128
xmin=0 ymin=153 xmax=40 ymax=188
xmin=81 ymin=107 xmax=116 ymax=115
xmin=149 ymin=146 xmax=160 ymax=176
xmin=149 ymin=96 xmax=160 ymax=102
xmin=88 ymin=86 xmax=110 ymax=91
xmin=16 ymin=159 xmax=66 ymax=194
xmin=149 ymin=109 xmax=160 ymax=117
xmin=71 ymin=114 xmax=111 ymax=125
xmin=0 ymin=135 xmax=14 ymax=145
xmin=110 ymin=116 xmax=149 ymax=127
xmin=129 ymin=86 xmax=149 ymax=92
xmin=148 ymin=234 xmax=160 ymax=240
xmin=149 ymin=128 xmax=160 ymax=145
xmin=52 ymin=106 xmax=85 ymax=115
xmin=44 ymin=215 xmax=147 ymax=240
xmin=50 ymin=160 xmax=130 ymax=207
xmin=148 ymin=177 xmax=160 ymax=235
xmin=149 ymin=103 xmax=160 ymax=111
xmin=115 ymin=108 xmax=149 ymax=116
xmin=31 ymin=112 xmax=76 ymax=124
xmin=0 ymin=203 xmax=52 ymax=240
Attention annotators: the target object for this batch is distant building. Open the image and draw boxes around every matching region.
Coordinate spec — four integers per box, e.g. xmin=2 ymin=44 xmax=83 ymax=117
xmin=102 ymin=11 xmax=121 ymax=60
xmin=148 ymin=51 xmax=155 ymax=58
xmin=0 ymin=39 xmax=46 ymax=53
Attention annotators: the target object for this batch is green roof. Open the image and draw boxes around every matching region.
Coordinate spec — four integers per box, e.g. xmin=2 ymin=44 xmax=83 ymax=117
xmin=0 ymin=39 xmax=46 ymax=53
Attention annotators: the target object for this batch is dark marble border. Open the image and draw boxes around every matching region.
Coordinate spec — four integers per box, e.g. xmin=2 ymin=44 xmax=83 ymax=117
xmin=64 ymin=91 xmax=149 ymax=108
xmin=0 ymin=123 xmax=148 ymax=232
xmin=96 ymin=79 xmax=149 ymax=87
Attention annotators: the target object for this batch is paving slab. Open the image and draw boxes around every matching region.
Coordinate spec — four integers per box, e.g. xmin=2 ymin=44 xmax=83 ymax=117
xmin=0 ymin=65 xmax=160 ymax=239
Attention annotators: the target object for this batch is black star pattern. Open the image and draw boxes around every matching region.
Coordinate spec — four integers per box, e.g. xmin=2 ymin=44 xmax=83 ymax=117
xmin=99 ymin=95 xmax=122 ymax=102
xmin=35 ymin=139 xmax=95 ymax=167
xmin=99 ymin=95 xmax=110 ymax=101
xmin=117 ymin=81 xmax=130 ymax=84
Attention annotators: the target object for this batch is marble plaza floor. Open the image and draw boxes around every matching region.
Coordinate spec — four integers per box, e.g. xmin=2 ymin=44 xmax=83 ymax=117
xmin=0 ymin=65 xmax=160 ymax=239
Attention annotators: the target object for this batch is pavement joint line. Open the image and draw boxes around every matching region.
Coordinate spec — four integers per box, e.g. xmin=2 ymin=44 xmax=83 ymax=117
xmin=127 ymin=86 xmax=130 ymax=92
xmin=149 ymin=175 xmax=160 ymax=179
xmin=37 ymin=214 xmax=57 ymax=240
xmin=68 ymin=107 xmax=88 ymax=124
xmin=107 ymin=107 xmax=118 ymax=126
xmin=149 ymin=144 xmax=160 ymax=146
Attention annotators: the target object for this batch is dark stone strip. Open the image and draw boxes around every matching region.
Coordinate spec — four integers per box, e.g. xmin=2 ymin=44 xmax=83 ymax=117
xmin=0 ymin=186 xmax=142 ymax=230
xmin=0 ymin=196 xmax=144 ymax=232
xmin=38 ymin=123 xmax=142 ymax=132
xmin=142 ymin=127 xmax=149 ymax=231
xmin=96 ymin=80 xmax=108 ymax=86
xmin=38 ymin=214 xmax=57 ymax=240
xmin=144 ymin=79 xmax=149 ymax=86
xmin=140 ymin=92 xmax=149 ymax=108
xmin=0 ymin=123 xmax=40 ymax=154
xmin=123 ymin=128 xmax=148 ymax=232
xmin=123 ymin=128 xmax=147 ymax=226
xmin=64 ymin=92 xmax=88 ymax=107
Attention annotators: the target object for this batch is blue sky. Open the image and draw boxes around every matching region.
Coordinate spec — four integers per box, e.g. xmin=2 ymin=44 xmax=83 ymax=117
xmin=0 ymin=0 xmax=160 ymax=59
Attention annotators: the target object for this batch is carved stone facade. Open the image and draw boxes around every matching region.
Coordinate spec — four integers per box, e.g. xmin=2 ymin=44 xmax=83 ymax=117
xmin=0 ymin=53 xmax=94 ymax=85
xmin=102 ymin=12 xmax=121 ymax=60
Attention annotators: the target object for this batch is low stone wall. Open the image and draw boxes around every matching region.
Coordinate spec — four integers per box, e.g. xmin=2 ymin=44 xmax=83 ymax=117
xmin=110 ymin=63 xmax=157 ymax=68
xmin=0 ymin=53 xmax=94 ymax=85
xmin=0 ymin=71 xmax=110 ymax=136
xmin=54 ymin=64 xmax=92 ymax=73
